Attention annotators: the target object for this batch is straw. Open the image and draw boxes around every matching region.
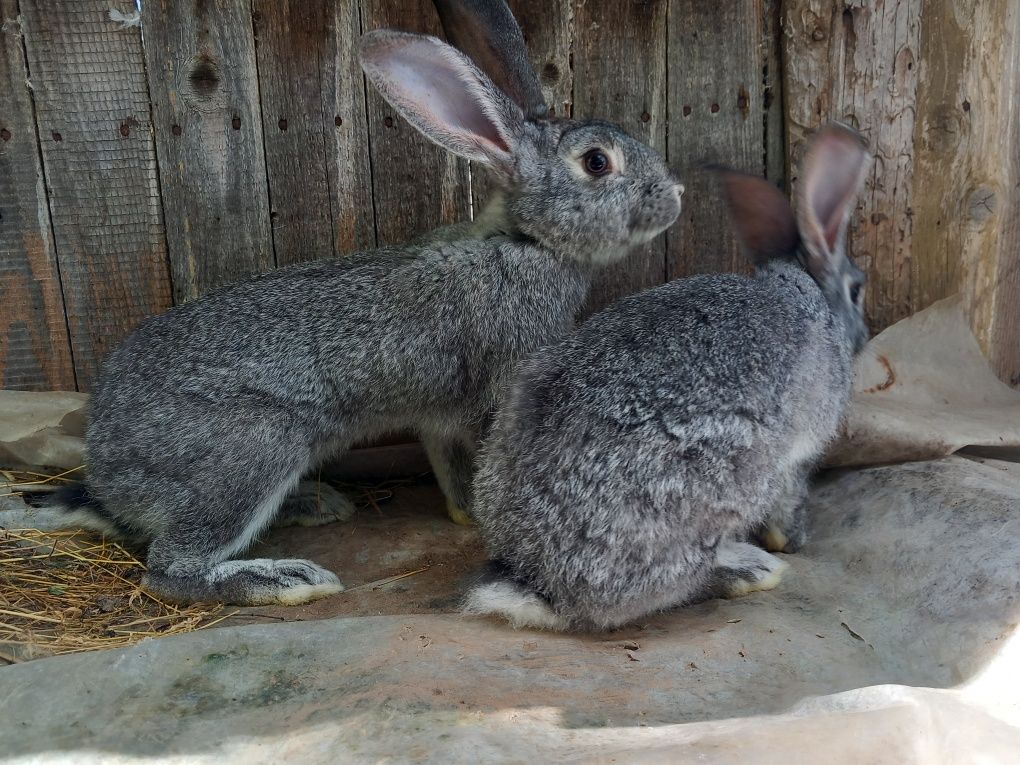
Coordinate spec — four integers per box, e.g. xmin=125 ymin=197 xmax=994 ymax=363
xmin=0 ymin=528 xmax=231 ymax=657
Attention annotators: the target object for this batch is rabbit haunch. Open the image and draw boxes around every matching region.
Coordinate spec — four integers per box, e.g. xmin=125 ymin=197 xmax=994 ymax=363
xmin=46 ymin=0 xmax=682 ymax=607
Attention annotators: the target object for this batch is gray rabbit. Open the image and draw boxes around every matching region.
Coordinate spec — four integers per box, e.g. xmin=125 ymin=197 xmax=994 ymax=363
xmin=46 ymin=0 xmax=682 ymax=606
xmin=465 ymin=124 xmax=871 ymax=632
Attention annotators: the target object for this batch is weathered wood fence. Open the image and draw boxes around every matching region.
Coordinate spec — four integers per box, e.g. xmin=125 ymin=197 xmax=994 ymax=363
xmin=2 ymin=0 xmax=1018 ymax=393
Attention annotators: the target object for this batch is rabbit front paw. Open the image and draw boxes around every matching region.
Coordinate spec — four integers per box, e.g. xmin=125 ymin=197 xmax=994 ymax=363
xmin=753 ymin=501 xmax=807 ymax=553
xmin=446 ymin=499 xmax=475 ymax=526
xmin=756 ymin=520 xmax=806 ymax=553
xmin=276 ymin=481 xmax=357 ymax=527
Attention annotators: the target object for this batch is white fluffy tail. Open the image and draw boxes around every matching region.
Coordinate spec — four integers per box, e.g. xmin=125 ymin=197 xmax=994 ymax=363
xmin=463 ymin=578 xmax=568 ymax=631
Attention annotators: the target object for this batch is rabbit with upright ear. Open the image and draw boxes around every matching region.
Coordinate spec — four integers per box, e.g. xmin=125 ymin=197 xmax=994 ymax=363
xmin=46 ymin=0 xmax=682 ymax=606
xmin=465 ymin=124 xmax=871 ymax=632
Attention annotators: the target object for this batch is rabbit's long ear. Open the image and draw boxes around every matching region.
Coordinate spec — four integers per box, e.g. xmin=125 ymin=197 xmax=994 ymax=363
xmin=360 ymin=30 xmax=523 ymax=176
xmin=432 ymin=0 xmax=548 ymax=119
xmin=797 ymin=124 xmax=870 ymax=279
xmin=716 ymin=169 xmax=799 ymax=266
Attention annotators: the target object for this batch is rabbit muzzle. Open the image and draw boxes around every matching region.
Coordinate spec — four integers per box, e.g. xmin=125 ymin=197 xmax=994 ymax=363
xmin=628 ymin=178 xmax=684 ymax=243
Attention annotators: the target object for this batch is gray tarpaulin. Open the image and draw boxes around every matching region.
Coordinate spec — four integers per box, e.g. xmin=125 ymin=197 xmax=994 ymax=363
xmin=828 ymin=296 xmax=1020 ymax=466
xmin=2 ymin=296 xmax=1019 ymax=763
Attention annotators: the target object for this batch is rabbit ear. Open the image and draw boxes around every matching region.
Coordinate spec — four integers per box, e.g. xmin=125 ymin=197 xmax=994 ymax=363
xmin=797 ymin=124 xmax=871 ymax=278
xmin=360 ymin=30 xmax=523 ymax=176
xmin=432 ymin=0 xmax=548 ymax=119
xmin=716 ymin=169 xmax=799 ymax=266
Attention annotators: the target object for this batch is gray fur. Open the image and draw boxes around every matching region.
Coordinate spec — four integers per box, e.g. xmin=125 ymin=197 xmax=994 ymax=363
xmin=466 ymin=124 xmax=870 ymax=632
xmin=47 ymin=19 xmax=681 ymax=606
xmin=432 ymin=0 xmax=548 ymax=119
xmin=274 ymin=481 xmax=356 ymax=528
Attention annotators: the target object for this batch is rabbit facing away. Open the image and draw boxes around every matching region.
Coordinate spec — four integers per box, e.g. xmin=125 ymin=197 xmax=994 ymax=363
xmin=464 ymin=124 xmax=871 ymax=632
xmin=46 ymin=0 xmax=682 ymax=606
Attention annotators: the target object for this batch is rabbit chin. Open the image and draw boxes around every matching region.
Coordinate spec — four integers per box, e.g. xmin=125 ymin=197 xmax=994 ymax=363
xmin=629 ymin=223 xmax=672 ymax=246
xmin=585 ymin=227 xmax=668 ymax=265
xmin=586 ymin=241 xmax=640 ymax=266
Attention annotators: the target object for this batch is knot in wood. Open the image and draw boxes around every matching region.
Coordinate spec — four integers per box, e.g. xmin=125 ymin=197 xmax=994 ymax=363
xmin=967 ymin=186 xmax=997 ymax=225
xmin=180 ymin=53 xmax=225 ymax=112
xmin=541 ymin=62 xmax=560 ymax=85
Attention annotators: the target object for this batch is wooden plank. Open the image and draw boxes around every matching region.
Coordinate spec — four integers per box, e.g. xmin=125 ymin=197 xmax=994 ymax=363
xmin=909 ymin=1 xmax=964 ymax=317
xmin=783 ymin=0 xmax=922 ymax=332
xmin=142 ymin=0 xmax=273 ymax=301
xmin=0 ymin=2 xmax=75 ymax=391
xmin=18 ymin=0 xmax=172 ymax=390
xmin=470 ymin=0 xmax=574 ymax=215
xmin=252 ymin=0 xmax=376 ymax=265
xmin=986 ymin=7 xmax=1020 ymax=385
xmin=666 ymin=0 xmax=767 ymax=280
xmin=326 ymin=442 xmax=432 ymax=482
xmin=360 ymin=0 xmax=470 ymax=246
xmin=912 ymin=0 xmax=1020 ymax=384
xmin=763 ymin=0 xmax=786 ymax=189
xmin=574 ymin=0 xmax=667 ymax=312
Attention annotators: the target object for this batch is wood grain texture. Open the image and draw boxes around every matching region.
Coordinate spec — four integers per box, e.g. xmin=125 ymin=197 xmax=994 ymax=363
xmin=252 ymin=0 xmax=375 ymax=265
xmin=0 ymin=2 xmax=74 ymax=390
xmin=667 ymin=0 xmax=767 ymax=280
xmin=912 ymin=0 xmax=1020 ymax=384
xmin=574 ymin=0 xmax=667 ymax=312
xmin=142 ymin=0 xmax=273 ymax=301
xmin=783 ymin=0 xmax=922 ymax=332
xmin=360 ymin=0 xmax=470 ymax=246
xmin=763 ymin=0 xmax=786 ymax=188
xmin=986 ymin=5 xmax=1020 ymax=385
xmin=18 ymin=0 xmax=172 ymax=390
xmin=470 ymin=0 xmax=574 ymax=215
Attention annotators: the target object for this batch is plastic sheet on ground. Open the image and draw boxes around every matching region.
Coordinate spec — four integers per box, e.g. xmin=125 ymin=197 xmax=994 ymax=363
xmin=1 ymin=455 xmax=1019 ymax=763
xmin=828 ymin=296 xmax=1020 ymax=466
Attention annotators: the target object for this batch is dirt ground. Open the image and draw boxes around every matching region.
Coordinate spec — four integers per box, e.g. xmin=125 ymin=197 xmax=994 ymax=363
xmin=234 ymin=481 xmax=484 ymax=625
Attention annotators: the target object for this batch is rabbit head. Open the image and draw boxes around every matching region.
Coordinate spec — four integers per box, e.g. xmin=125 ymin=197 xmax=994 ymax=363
xmin=717 ymin=124 xmax=872 ymax=354
xmin=359 ymin=1 xmax=683 ymax=266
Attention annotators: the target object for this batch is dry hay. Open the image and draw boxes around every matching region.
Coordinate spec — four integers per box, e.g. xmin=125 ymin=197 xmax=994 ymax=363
xmin=0 ymin=467 xmax=427 ymax=661
xmin=0 ymin=528 xmax=231 ymax=660
xmin=1 ymin=466 xmax=231 ymax=660
xmin=0 ymin=465 xmax=85 ymax=497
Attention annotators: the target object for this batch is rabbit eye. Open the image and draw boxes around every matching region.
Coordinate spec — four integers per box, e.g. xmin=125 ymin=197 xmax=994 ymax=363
xmin=849 ymin=282 xmax=864 ymax=305
xmin=583 ymin=149 xmax=612 ymax=177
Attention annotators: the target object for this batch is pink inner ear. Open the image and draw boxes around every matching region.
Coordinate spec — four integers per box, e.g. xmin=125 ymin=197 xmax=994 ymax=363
xmin=389 ymin=52 xmax=509 ymax=154
xmin=803 ymin=129 xmax=869 ymax=251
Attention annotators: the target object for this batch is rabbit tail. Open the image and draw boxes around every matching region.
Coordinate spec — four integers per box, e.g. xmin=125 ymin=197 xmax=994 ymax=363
xmin=463 ymin=562 xmax=568 ymax=631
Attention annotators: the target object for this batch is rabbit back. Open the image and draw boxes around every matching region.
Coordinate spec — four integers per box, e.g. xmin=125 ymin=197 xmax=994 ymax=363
xmin=86 ymin=238 xmax=590 ymax=514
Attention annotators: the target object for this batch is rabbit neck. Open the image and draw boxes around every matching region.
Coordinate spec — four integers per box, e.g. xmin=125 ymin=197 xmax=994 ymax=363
xmin=472 ymin=194 xmax=513 ymax=238
xmin=475 ymin=193 xmax=598 ymax=276
xmin=756 ymin=258 xmax=860 ymax=359
xmin=487 ymin=193 xmax=634 ymax=276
